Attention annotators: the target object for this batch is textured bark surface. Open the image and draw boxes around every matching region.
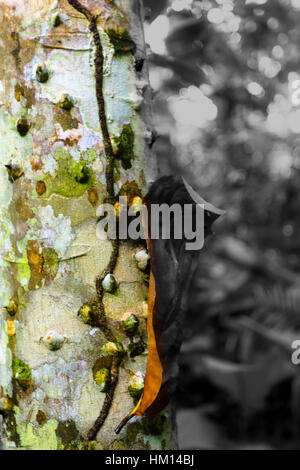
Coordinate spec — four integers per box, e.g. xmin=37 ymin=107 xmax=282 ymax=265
xmin=0 ymin=0 xmax=172 ymax=450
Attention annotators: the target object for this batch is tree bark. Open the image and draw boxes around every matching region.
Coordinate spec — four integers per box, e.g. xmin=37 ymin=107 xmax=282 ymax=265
xmin=0 ymin=0 xmax=172 ymax=450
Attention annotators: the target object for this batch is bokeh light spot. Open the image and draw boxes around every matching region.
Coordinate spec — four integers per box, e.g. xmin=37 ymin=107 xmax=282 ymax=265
xmin=207 ymin=8 xmax=225 ymax=25
xmin=144 ymin=15 xmax=170 ymax=55
xmin=247 ymin=82 xmax=265 ymax=97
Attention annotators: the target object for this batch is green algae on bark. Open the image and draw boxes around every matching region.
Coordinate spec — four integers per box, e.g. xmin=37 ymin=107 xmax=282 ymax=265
xmin=12 ymin=358 xmax=31 ymax=388
xmin=93 ymin=367 xmax=110 ymax=392
xmin=36 ymin=148 xmax=95 ymax=199
xmin=121 ymin=313 xmax=139 ymax=336
xmin=105 ymin=28 xmax=135 ymax=54
xmin=115 ymin=123 xmax=135 ymax=169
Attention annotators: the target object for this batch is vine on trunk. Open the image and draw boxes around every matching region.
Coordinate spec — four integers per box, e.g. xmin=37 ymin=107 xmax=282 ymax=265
xmin=67 ymin=0 xmax=121 ymax=442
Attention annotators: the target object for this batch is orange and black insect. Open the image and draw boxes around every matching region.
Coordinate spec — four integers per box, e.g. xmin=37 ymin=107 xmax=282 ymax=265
xmin=5 ymin=161 xmax=24 ymax=183
xmin=116 ymin=175 xmax=224 ymax=433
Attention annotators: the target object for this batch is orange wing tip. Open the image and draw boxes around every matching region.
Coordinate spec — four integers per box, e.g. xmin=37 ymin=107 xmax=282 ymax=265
xmin=115 ymin=414 xmax=135 ymax=434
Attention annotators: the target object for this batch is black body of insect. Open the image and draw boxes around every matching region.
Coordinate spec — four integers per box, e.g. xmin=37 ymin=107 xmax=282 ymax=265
xmin=143 ymin=175 xmax=224 ymax=414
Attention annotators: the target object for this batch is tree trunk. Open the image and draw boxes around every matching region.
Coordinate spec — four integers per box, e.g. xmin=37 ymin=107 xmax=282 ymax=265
xmin=0 ymin=0 xmax=173 ymax=450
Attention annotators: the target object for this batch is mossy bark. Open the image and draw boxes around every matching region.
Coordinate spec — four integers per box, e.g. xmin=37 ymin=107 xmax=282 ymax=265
xmin=0 ymin=0 xmax=172 ymax=450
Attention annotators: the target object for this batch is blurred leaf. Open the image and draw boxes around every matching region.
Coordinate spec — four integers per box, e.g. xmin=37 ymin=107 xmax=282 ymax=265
xmin=201 ymin=351 xmax=294 ymax=410
xmin=143 ymin=0 xmax=169 ymax=22
xmin=177 ymin=407 xmax=229 ymax=450
xmin=254 ymin=285 xmax=300 ymax=327
xmin=150 ymin=53 xmax=207 ymax=86
xmin=233 ymin=316 xmax=300 ymax=352
xmin=217 ymin=237 xmax=259 ymax=268
xmin=166 ymin=18 xmax=208 ymax=50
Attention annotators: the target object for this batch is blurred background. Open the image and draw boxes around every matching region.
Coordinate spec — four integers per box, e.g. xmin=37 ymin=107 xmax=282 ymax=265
xmin=144 ymin=0 xmax=300 ymax=450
